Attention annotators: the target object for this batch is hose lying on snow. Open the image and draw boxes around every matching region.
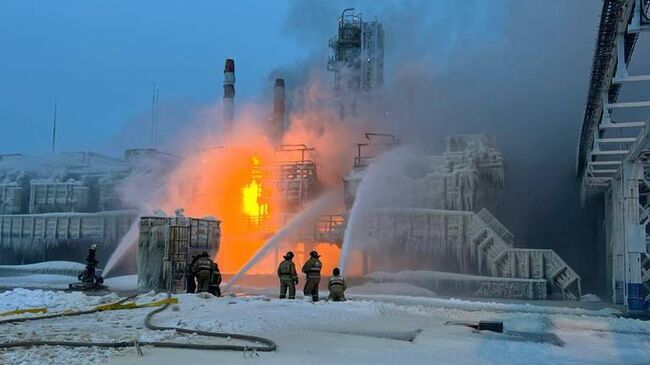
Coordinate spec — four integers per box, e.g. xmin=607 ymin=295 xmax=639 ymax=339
xmin=0 ymin=294 xmax=138 ymax=325
xmin=0 ymin=292 xmax=277 ymax=352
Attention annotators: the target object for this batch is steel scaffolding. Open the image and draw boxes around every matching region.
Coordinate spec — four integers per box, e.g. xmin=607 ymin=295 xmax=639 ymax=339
xmin=577 ymin=0 xmax=650 ymax=312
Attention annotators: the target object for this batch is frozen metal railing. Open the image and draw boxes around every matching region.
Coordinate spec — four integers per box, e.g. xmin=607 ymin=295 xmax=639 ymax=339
xmin=476 ymin=208 xmax=514 ymax=246
xmin=492 ymin=248 xmax=582 ymax=300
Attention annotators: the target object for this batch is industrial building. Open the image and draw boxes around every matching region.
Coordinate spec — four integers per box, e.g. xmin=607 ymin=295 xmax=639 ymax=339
xmin=342 ymin=134 xmax=581 ymax=300
xmin=0 ymin=149 xmax=176 ymax=265
xmin=577 ymin=0 xmax=650 ymax=312
xmin=0 ymin=8 xmax=591 ymax=306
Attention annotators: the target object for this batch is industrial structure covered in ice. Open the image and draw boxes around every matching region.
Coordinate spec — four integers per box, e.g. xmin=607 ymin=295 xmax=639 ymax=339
xmin=344 ymin=134 xmax=582 ymax=300
xmin=0 ymin=149 xmax=176 ymax=265
xmin=137 ymin=214 xmax=221 ymax=292
xmin=0 ymin=7 xmax=590 ymax=306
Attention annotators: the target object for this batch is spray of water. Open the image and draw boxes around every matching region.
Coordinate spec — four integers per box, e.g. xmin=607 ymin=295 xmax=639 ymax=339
xmin=338 ymin=174 xmax=369 ymax=275
xmin=103 ymin=218 xmax=140 ymax=277
xmin=223 ymin=190 xmax=338 ymax=292
xmin=338 ymin=147 xmax=409 ymax=274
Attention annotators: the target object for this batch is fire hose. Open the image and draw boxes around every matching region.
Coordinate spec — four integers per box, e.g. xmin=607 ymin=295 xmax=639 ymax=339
xmin=0 ymin=292 xmax=277 ymax=353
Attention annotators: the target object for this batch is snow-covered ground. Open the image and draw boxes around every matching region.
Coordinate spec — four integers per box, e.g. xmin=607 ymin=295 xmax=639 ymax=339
xmin=0 ymin=273 xmax=135 ymax=291
xmin=0 ymin=285 xmax=649 ymax=365
xmin=0 ymin=261 xmax=85 ymax=277
xmin=0 ymin=274 xmax=77 ymax=290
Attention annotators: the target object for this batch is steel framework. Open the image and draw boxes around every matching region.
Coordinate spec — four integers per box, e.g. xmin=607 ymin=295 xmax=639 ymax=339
xmin=327 ymin=8 xmax=384 ymax=118
xmin=577 ymin=0 xmax=650 ymax=311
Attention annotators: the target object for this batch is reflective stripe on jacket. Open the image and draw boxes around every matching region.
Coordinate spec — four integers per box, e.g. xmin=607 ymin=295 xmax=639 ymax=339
xmin=196 ymin=257 xmax=213 ymax=271
xmin=328 ymin=275 xmax=346 ymax=291
xmin=302 ymin=258 xmax=322 ymax=277
xmin=277 ymin=260 xmax=297 ymax=280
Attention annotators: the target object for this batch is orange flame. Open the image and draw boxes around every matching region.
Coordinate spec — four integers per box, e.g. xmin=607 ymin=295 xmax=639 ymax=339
xmin=241 ymin=156 xmax=268 ymax=224
xmin=155 ymin=86 xmax=370 ymax=276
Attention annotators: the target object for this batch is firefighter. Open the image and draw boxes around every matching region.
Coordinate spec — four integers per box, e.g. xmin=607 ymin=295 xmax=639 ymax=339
xmin=328 ymin=267 xmax=346 ymax=301
xmin=208 ymin=260 xmax=222 ymax=297
xmin=191 ymin=251 xmax=214 ymax=293
xmin=301 ymin=250 xmax=322 ymax=302
xmin=78 ymin=244 xmax=103 ymax=285
xmin=186 ymin=254 xmax=201 ymax=293
xmin=277 ymin=251 xmax=298 ymax=299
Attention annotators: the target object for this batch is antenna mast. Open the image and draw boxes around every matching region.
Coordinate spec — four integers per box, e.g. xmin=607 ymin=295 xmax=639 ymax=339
xmin=151 ymin=83 xmax=156 ymax=148
xmin=51 ymin=100 xmax=57 ymax=153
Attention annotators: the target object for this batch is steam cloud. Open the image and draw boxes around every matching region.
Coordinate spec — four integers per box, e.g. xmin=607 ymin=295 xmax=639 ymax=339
xmin=278 ymin=0 xmax=608 ymax=292
xmin=102 ymin=1 xmax=650 ymax=293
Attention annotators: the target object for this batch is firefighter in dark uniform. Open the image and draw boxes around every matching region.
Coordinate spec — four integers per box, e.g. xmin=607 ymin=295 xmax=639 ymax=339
xmin=186 ymin=254 xmax=201 ymax=293
xmin=191 ymin=251 xmax=214 ymax=293
xmin=208 ymin=261 xmax=222 ymax=297
xmin=277 ymin=251 xmax=298 ymax=299
xmin=78 ymin=244 xmax=103 ymax=285
xmin=301 ymin=250 xmax=322 ymax=302
xmin=328 ymin=267 xmax=347 ymax=301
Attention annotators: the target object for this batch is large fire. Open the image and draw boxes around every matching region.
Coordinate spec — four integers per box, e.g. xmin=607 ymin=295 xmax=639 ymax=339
xmin=156 ymin=89 xmax=368 ymax=277
xmin=241 ymin=156 xmax=268 ymax=223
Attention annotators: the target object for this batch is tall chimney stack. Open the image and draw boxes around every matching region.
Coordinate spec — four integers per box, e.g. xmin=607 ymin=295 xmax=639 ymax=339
xmin=270 ymin=78 xmax=286 ymax=145
xmin=222 ymin=58 xmax=236 ymax=135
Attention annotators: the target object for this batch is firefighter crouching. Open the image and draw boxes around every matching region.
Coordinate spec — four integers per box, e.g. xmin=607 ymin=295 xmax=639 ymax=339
xmin=302 ymin=250 xmax=323 ymax=302
xmin=191 ymin=251 xmax=214 ymax=293
xmin=328 ymin=267 xmax=346 ymax=301
xmin=277 ymin=251 xmax=298 ymax=299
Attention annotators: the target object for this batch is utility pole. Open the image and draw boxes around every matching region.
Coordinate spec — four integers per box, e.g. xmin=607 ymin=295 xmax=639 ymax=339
xmin=150 ymin=83 xmax=160 ymax=148
xmin=51 ymin=100 xmax=57 ymax=153
xmin=151 ymin=83 xmax=156 ymax=148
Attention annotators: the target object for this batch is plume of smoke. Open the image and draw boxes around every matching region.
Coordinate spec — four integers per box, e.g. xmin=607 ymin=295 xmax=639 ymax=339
xmin=277 ymin=0 xmax=609 ymax=292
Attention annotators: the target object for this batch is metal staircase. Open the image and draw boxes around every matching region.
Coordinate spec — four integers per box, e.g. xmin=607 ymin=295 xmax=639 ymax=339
xmin=472 ymin=209 xmax=582 ymax=300
xmin=476 ymin=209 xmax=514 ymax=245
xmin=492 ymin=249 xmax=582 ymax=300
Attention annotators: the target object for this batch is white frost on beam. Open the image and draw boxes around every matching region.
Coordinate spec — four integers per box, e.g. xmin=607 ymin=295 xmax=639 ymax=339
xmin=598 ymin=138 xmax=637 ymax=143
xmin=613 ymin=74 xmax=650 ymax=83
xmin=600 ymin=121 xmax=646 ymax=129
xmin=607 ymin=101 xmax=650 ymax=109
xmin=592 ymin=150 xmax=630 ymax=155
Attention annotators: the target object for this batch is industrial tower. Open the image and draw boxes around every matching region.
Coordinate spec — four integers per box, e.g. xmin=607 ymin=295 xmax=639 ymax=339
xmin=327 ymin=8 xmax=384 ymax=118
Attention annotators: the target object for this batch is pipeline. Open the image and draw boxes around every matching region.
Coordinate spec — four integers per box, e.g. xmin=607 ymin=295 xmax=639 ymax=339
xmin=0 ymin=293 xmax=277 ymax=353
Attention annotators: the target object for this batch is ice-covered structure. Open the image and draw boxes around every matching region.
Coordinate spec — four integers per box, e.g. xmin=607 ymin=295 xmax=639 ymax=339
xmin=0 ymin=150 xmax=177 ymax=265
xmin=137 ymin=215 xmax=221 ymax=292
xmin=344 ymin=134 xmax=582 ymax=300
xmin=345 ymin=134 xmax=504 ymax=213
